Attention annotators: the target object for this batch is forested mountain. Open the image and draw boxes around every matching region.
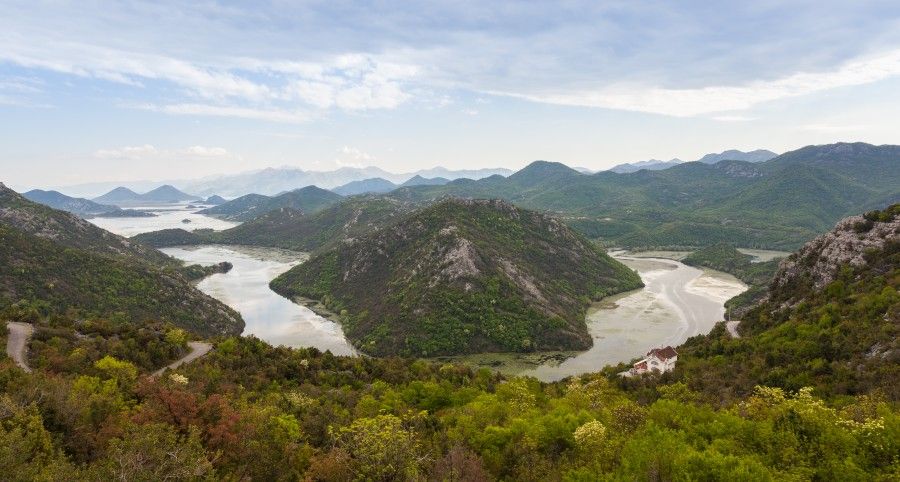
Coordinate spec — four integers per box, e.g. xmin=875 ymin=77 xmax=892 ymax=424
xmin=331 ymin=177 xmax=397 ymax=196
xmin=400 ymin=175 xmax=451 ymax=187
xmin=270 ymin=198 xmax=643 ymax=356
xmin=1 ymin=183 xmax=173 ymax=265
xmin=198 ymin=185 xmax=343 ymax=221
xmin=23 ymin=189 xmax=120 ymax=216
xmin=22 ymin=189 xmax=154 ymax=218
xmin=665 ymin=204 xmax=899 ymax=401
xmin=0 ymin=225 xmax=242 ymax=336
xmin=388 ymin=143 xmax=899 ymax=249
xmin=0 ymin=183 xmax=243 ymax=336
xmin=134 ymin=196 xmax=413 ymax=253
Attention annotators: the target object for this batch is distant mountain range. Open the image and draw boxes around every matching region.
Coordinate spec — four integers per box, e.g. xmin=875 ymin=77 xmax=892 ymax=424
xmin=608 ymin=158 xmax=683 ymax=173
xmin=386 ymin=143 xmax=899 ymax=250
xmin=331 ymin=178 xmax=398 ymax=196
xmin=180 ymin=166 xmax=511 ymax=198
xmin=49 ymin=166 xmax=512 ymax=199
xmin=331 ymin=175 xmax=452 ymax=196
xmin=198 ymin=185 xmax=343 ymax=221
xmin=608 ymin=149 xmax=778 ymax=173
xmin=93 ymin=184 xmax=201 ymax=206
xmin=22 ymin=189 xmax=154 ymax=218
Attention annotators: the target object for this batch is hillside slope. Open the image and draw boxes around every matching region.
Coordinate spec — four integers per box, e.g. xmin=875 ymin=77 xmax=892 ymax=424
xmin=199 ymin=186 xmax=343 ymax=221
xmin=23 ymin=189 xmax=119 ymax=216
xmin=271 ymin=198 xmax=642 ymax=356
xmin=672 ymin=204 xmax=899 ymax=401
xmin=134 ymin=197 xmax=412 ymax=253
xmin=1 ymin=183 xmax=173 ymax=266
xmin=0 ymin=183 xmax=243 ymax=336
xmin=0 ymin=224 xmax=243 ymax=336
xmin=388 ymin=143 xmax=899 ymax=249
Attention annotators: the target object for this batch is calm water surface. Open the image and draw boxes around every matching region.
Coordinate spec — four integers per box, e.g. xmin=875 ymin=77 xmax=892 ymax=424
xmin=89 ymin=205 xmax=356 ymax=355
xmin=160 ymin=245 xmax=356 ymax=355
xmin=89 ymin=203 xmax=237 ymax=236
xmin=91 ymin=205 xmax=747 ymax=375
xmin=440 ymin=256 xmax=747 ymax=381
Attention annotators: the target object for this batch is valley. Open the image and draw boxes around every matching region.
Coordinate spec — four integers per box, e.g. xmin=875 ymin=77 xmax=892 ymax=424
xmin=90 ymin=202 xmax=746 ymax=377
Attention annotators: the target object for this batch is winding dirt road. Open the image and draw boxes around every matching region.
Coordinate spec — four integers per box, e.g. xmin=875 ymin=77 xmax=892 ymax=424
xmin=151 ymin=341 xmax=212 ymax=377
xmin=726 ymin=320 xmax=741 ymax=338
xmin=6 ymin=322 xmax=34 ymax=372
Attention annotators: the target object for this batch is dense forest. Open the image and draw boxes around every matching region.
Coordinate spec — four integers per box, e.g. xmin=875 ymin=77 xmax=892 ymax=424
xmin=270 ymin=199 xmax=643 ymax=357
xmin=2 ymin=322 xmax=897 ymax=480
xmin=3 ymin=207 xmax=897 ymax=480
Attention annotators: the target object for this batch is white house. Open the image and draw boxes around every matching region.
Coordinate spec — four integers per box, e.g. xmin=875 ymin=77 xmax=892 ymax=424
xmin=631 ymin=346 xmax=678 ymax=375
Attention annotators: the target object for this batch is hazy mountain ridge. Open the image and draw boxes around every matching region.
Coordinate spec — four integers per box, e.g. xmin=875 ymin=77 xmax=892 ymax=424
xmin=386 ymin=143 xmax=899 ymax=249
xmin=94 ymin=184 xmax=200 ymax=206
xmin=270 ymin=198 xmax=643 ymax=356
xmin=608 ymin=148 xmax=777 ymax=173
xmin=24 ymin=189 xmax=116 ymax=216
xmin=331 ymin=178 xmax=398 ymax=196
xmin=198 ymin=185 xmax=343 ymax=221
xmin=134 ymin=196 xmax=414 ymax=253
xmin=180 ymin=166 xmax=513 ymax=197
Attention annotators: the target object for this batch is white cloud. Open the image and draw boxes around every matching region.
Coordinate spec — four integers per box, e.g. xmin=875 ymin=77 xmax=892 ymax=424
xmin=800 ymin=123 xmax=869 ymax=133
xmin=136 ymin=103 xmax=310 ymax=123
xmin=493 ymin=48 xmax=900 ymax=117
xmin=710 ymin=115 xmax=756 ymax=122
xmin=335 ymin=146 xmax=375 ymax=168
xmin=93 ymin=144 xmax=158 ymax=160
xmin=93 ymin=144 xmax=234 ymax=160
xmin=181 ymin=146 xmax=229 ymax=157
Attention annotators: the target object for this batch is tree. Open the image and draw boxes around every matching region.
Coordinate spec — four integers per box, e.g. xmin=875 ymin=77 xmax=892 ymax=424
xmin=89 ymin=423 xmax=213 ymax=481
xmin=334 ymin=414 xmax=424 ymax=481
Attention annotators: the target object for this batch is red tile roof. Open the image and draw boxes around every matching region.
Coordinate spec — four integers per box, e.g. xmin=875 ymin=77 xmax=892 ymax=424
xmin=648 ymin=346 xmax=678 ymax=361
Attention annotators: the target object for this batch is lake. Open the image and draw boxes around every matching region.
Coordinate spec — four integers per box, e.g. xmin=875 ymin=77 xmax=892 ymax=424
xmin=90 ymin=204 xmax=748 ymax=378
xmin=436 ymin=255 xmax=747 ymax=381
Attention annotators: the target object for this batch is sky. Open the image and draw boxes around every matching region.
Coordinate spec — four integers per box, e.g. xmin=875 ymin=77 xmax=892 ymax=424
xmin=2 ymin=0 xmax=900 ymax=190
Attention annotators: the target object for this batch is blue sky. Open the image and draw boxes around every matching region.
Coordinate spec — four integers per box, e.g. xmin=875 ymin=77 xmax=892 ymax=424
xmin=2 ymin=1 xmax=900 ymax=189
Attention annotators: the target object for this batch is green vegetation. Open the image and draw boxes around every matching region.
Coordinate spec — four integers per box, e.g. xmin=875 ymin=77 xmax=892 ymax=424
xmin=0 ymin=225 xmax=243 ymax=336
xmin=1 ymin=203 xmax=898 ymax=480
xmin=633 ymin=205 xmax=900 ymax=404
xmin=0 ymin=183 xmax=174 ymax=266
xmin=199 ymin=185 xmax=343 ymax=221
xmin=27 ymin=316 xmax=190 ymax=373
xmin=0 ymin=184 xmax=243 ymax=337
xmin=388 ymin=143 xmax=900 ymax=250
xmin=1 ymin=329 xmax=897 ymax=479
xmin=179 ymin=261 xmax=232 ymax=281
xmin=134 ymin=196 xmax=412 ymax=253
xmin=271 ymin=198 xmax=643 ymax=356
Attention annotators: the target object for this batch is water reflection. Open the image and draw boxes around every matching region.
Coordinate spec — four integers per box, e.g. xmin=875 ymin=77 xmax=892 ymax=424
xmin=161 ymin=245 xmax=357 ymax=356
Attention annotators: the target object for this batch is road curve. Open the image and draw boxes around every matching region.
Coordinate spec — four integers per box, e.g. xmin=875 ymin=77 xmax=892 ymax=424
xmin=6 ymin=322 xmax=34 ymax=372
xmin=726 ymin=320 xmax=741 ymax=338
xmin=152 ymin=341 xmax=213 ymax=377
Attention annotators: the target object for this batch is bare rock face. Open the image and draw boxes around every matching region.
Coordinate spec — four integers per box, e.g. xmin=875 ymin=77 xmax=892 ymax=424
xmin=772 ymin=210 xmax=899 ymax=296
